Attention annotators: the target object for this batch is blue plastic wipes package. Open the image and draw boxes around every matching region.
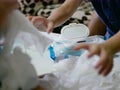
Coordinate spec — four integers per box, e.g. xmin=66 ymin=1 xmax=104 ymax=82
xmin=48 ymin=24 xmax=105 ymax=62
xmin=48 ymin=35 xmax=105 ymax=62
xmin=48 ymin=40 xmax=85 ymax=62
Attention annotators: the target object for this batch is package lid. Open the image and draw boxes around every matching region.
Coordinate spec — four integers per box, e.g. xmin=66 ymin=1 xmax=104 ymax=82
xmin=61 ymin=23 xmax=89 ymax=42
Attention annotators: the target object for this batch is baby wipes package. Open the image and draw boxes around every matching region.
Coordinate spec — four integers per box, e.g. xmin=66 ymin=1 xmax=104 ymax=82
xmin=49 ymin=23 xmax=90 ymax=62
xmin=48 ymin=40 xmax=85 ymax=62
xmin=48 ymin=23 xmax=104 ymax=62
xmin=61 ymin=23 xmax=89 ymax=42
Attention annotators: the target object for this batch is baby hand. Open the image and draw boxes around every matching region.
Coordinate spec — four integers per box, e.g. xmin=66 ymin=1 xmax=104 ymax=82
xmin=28 ymin=16 xmax=54 ymax=33
xmin=74 ymin=43 xmax=114 ymax=76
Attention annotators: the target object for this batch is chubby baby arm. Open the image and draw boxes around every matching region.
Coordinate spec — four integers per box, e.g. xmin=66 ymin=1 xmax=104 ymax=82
xmin=0 ymin=0 xmax=19 ymax=29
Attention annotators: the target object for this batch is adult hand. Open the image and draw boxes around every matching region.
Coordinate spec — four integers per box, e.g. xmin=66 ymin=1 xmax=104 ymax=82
xmin=28 ymin=16 xmax=54 ymax=33
xmin=74 ymin=43 xmax=114 ymax=76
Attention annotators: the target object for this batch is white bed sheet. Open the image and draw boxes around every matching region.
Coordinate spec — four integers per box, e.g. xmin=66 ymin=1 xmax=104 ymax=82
xmin=33 ymin=33 xmax=120 ymax=90
xmin=38 ymin=53 xmax=120 ymax=90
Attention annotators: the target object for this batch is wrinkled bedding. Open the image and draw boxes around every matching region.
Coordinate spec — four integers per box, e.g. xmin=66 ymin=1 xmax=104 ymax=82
xmin=0 ymin=10 xmax=53 ymax=90
xmin=36 ymin=33 xmax=120 ymax=90
xmin=39 ymin=51 xmax=120 ymax=90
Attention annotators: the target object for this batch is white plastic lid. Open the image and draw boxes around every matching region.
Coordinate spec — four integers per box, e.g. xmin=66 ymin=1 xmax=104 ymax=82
xmin=61 ymin=23 xmax=89 ymax=42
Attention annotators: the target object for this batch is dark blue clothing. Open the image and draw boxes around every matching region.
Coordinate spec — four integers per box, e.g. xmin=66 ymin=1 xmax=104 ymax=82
xmin=90 ymin=0 xmax=120 ymax=39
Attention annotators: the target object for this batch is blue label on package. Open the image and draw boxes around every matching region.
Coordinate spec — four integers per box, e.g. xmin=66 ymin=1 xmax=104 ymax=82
xmin=48 ymin=41 xmax=84 ymax=62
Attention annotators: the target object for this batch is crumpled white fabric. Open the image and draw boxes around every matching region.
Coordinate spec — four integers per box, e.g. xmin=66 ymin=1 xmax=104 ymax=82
xmin=38 ymin=37 xmax=120 ymax=90
xmin=0 ymin=10 xmax=53 ymax=90
xmin=4 ymin=10 xmax=53 ymax=54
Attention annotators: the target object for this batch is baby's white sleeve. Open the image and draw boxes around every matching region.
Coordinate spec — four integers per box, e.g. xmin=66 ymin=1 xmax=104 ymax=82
xmin=0 ymin=10 xmax=53 ymax=90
